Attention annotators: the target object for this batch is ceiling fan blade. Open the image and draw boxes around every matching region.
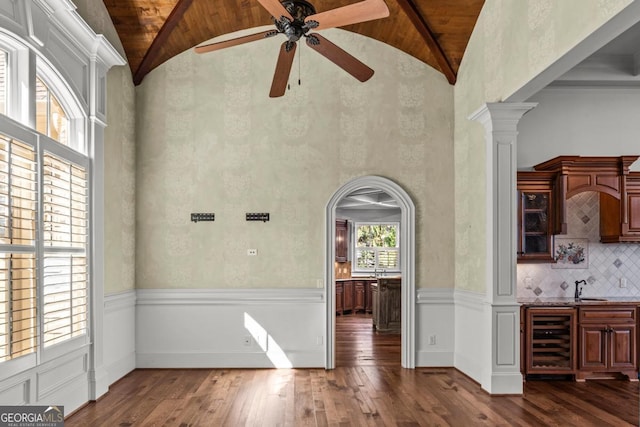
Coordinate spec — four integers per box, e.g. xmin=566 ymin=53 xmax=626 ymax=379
xmin=306 ymin=34 xmax=374 ymax=82
xmin=305 ymin=0 xmax=389 ymax=31
xmin=270 ymin=42 xmax=297 ymax=98
xmin=257 ymin=0 xmax=293 ymax=21
xmin=194 ymin=30 xmax=277 ymax=54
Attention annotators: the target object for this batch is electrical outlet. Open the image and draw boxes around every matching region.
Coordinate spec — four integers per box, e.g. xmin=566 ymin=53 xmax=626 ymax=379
xmin=620 ymin=277 xmax=628 ymax=288
xmin=316 ymin=336 xmax=323 ymax=346
xmin=429 ymin=335 xmax=436 ymax=345
xmin=524 ymin=277 xmax=533 ymax=289
xmin=247 ymin=249 xmax=257 ymax=256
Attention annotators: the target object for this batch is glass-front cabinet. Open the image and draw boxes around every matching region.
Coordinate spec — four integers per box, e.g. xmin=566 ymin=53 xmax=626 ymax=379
xmin=517 ymin=172 xmax=557 ymax=263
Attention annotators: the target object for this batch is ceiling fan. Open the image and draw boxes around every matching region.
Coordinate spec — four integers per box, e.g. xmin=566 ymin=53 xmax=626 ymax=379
xmin=194 ymin=0 xmax=390 ymax=97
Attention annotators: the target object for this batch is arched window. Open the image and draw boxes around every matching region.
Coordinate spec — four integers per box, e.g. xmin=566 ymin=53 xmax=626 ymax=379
xmin=0 ymin=35 xmax=89 ymax=367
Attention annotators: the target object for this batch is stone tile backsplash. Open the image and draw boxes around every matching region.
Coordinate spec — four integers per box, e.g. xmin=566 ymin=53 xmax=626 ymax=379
xmin=517 ymin=191 xmax=640 ymax=298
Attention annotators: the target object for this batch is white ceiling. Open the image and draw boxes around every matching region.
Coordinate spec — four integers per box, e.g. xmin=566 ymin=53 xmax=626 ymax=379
xmin=554 ymin=20 xmax=640 ymax=86
xmin=336 ymin=187 xmax=398 ymax=210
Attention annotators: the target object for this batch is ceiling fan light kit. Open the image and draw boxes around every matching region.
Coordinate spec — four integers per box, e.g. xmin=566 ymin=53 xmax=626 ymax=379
xmin=194 ymin=0 xmax=390 ymax=97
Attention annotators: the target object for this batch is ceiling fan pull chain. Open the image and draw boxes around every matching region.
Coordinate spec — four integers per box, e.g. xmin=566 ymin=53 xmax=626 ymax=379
xmin=298 ymin=43 xmax=301 ymax=86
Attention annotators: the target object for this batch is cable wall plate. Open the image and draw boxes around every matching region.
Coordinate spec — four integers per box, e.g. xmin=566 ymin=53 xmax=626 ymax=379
xmin=191 ymin=213 xmax=215 ymax=222
xmin=246 ymin=213 xmax=270 ymax=222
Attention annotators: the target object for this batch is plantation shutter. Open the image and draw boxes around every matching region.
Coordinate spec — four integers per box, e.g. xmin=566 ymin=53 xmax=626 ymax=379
xmin=0 ymin=136 xmax=37 ymax=362
xmin=42 ymin=154 xmax=87 ymax=346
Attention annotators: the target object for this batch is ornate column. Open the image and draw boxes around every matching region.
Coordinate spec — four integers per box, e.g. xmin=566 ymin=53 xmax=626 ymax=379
xmin=469 ymin=102 xmax=536 ymax=394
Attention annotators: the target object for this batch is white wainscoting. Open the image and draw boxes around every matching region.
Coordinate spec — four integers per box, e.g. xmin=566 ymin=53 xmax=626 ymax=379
xmin=136 ymin=289 xmax=326 ymax=368
xmin=0 ymin=347 xmax=89 ymax=413
xmin=104 ymin=290 xmax=136 ymax=385
xmin=453 ymin=289 xmax=487 ymax=383
xmin=415 ymin=288 xmax=455 ymax=367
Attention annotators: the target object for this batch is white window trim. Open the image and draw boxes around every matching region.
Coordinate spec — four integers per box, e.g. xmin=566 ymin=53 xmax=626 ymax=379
xmin=352 ymin=221 xmax=401 ymax=274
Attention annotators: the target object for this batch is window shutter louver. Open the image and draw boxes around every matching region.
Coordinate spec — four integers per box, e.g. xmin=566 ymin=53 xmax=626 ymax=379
xmin=0 ymin=136 xmax=37 ymax=362
xmin=42 ymin=154 xmax=87 ymax=347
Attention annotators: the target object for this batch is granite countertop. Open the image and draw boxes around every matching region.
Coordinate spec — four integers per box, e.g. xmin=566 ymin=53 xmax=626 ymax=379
xmin=518 ymin=297 xmax=640 ymax=306
xmin=335 ymin=276 xmax=401 ymax=282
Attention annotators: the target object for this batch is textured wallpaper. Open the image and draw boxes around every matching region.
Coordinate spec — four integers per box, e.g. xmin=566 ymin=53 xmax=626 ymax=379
xmin=135 ymin=28 xmax=454 ymax=289
xmin=453 ymin=0 xmax=632 ymax=292
xmin=73 ymin=0 xmax=137 ymax=295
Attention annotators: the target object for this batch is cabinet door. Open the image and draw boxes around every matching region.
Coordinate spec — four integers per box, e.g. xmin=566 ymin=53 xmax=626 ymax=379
xmin=579 ymin=326 xmax=607 ymax=370
xmin=354 ymin=282 xmax=365 ymax=311
xmin=518 ymin=190 xmax=555 ymax=262
xmin=335 ymin=283 xmax=343 ymax=315
xmin=365 ymin=281 xmax=373 ymax=313
xmin=624 ymin=190 xmax=640 ymax=235
xmin=335 ymin=220 xmax=348 ymax=262
xmin=610 ymin=325 xmax=636 ymax=370
xmin=343 ymin=281 xmax=353 ymax=313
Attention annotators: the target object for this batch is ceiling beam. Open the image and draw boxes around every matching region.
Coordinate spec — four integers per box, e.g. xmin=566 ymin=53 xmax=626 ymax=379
xmin=395 ymin=0 xmax=456 ymax=84
xmin=133 ymin=0 xmax=194 ymax=85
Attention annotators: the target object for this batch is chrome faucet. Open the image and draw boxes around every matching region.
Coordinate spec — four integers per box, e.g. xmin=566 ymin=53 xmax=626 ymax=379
xmin=574 ymin=280 xmax=587 ymax=300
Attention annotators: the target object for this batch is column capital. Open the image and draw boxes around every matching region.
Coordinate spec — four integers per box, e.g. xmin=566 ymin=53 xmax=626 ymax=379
xmin=469 ymin=102 xmax=538 ymax=133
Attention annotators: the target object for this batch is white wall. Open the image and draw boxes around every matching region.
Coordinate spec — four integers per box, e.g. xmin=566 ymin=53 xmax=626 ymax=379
xmin=518 ymin=86 xmax=640 ymax=170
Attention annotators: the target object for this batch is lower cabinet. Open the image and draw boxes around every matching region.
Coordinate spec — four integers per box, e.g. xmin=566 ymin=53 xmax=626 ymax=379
xmin=336 ymin=279 xmax=376 ymax=315
xmin=354 ymin=281 xmax=365 ymax=312
xmin=577 ymin=305 xmax=637 ymax=381
xmin=522 ymin=304 xmax=639 ymax=381
xmin=372 ymin=278 xmax=401 ymax=332
xmin=343 ymin=281 xmax=354 ymax=314
xmin=335 ymin=282 xmax=344 ymax=315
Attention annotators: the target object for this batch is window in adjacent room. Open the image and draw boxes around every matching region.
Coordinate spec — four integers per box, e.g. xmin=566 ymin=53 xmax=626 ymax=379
xmin=354 ymin=223 xmax=399 ymax=272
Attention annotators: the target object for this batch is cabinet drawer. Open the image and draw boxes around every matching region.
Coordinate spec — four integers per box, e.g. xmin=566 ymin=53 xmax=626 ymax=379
xmin=579 ymin=306 xmax=636 ymax=324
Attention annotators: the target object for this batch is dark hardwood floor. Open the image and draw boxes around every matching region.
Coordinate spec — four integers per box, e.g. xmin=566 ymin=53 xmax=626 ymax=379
xmin=335 ymin=313 xmax=400 ymax=367
xmin=66 ymin=315 xmax=639 ymax=426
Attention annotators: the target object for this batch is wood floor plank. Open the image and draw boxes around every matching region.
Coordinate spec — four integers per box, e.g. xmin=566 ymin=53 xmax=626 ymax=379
xmin=66 ymin=315 xmax=639 ymax=426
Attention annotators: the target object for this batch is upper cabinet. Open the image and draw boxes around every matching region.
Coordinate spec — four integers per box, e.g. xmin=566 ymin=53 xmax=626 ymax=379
xmin=335 ymin=219 xmax=348 ymax=262
xmin=600 ymin=171 xmax=640 ymax=243
xmin=517 ymin=172 xmax=560 ymax=262
xmin=518 ymin=156 xmax=640 ymax=263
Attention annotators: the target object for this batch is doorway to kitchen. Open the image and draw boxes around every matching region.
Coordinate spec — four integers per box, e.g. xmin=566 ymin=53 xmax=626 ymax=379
xmin=325 ymin=176 xmax=416 ymax=369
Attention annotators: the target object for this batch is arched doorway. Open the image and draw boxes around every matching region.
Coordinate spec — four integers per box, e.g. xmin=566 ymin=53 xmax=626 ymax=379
xmin=325 ymin=176 xmax=416 ymax=369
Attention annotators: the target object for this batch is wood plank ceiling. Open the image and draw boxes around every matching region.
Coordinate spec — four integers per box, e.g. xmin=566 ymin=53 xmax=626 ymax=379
xmin=103 ymin=0 xmax=485 ymax=85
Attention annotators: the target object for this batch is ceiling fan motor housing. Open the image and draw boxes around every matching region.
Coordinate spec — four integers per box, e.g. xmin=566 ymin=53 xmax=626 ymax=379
xmin=277 ymin=0 xmax=317 ymax=42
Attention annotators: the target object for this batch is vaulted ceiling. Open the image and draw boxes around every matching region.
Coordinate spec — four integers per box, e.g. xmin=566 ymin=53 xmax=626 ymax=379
xmin=103 ymin=0 xmax=485 ymax=85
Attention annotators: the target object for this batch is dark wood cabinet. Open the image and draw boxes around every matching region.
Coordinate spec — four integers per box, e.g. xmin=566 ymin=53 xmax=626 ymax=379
xmin=365 ymin=281 xmax=373 ymax=313
xmin=521 ymin=303 xmax=639 ymax=381
xmin=524 ymin=307 xmax=577 ymax=375
xmin=343 ymin=281 xmax=354 ymax=313
xmin=336 ymin=279 xmax=383 ymax=316
xmin=335 ymin=219 xmax=348 ymax=262
xmin=372 ymin=278 xmax=401 ymax=332
xmin=577 ymin=305 xmax=637 ymax=381
xmin=517 ymin=172 xmax=559 ymax=263
xmin=354 ymin=281 xmax=365 ymax=312
xmin=600 ymin=172 xmax=640 ymax=242
xmin=530 ymin=155 xmax=640 ymax=244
